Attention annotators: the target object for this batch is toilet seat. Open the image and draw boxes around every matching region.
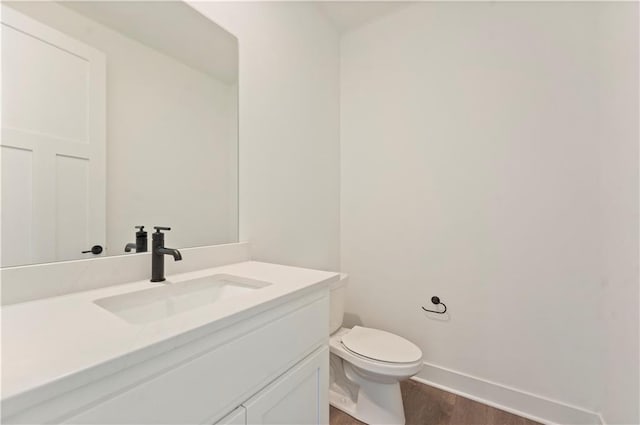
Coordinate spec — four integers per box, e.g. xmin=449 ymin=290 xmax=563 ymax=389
xmin=330 ymin=327 xmax=423 ymax=380
xmin=341 ymin=326 xmax=422 ymax=363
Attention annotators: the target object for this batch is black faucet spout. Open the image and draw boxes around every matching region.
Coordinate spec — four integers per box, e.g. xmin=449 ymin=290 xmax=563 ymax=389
xmin=156 ymin=247 xmax=182 ymax=261
xmin=124 ymin=242 xmax=136 ymax=252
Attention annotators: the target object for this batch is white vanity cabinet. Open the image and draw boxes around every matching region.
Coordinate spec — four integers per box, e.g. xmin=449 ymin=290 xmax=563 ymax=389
xmin=243 ymin=346 xmax=328 ymax=425
xmin=216 ymin=347 xmax=328 ymax=425
xmin=3 ymin=287 xmax=330 ymax=425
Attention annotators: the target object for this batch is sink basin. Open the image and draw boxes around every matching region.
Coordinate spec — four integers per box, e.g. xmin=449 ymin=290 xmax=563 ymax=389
xmin=94 ymin=274 xmax=271 ymax=324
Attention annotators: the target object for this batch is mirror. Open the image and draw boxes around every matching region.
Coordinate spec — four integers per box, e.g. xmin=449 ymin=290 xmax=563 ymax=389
xmin=1 ymin=1 xmax=238 ymax=267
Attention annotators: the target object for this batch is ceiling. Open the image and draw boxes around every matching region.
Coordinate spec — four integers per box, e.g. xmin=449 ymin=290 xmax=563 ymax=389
xmin=316 ymin=1 xmax=413 ymax=34
xmin=58 ymin=1 xmax=410 ymax=80
xmin=62 ymin=1 xmax=238 ymax=84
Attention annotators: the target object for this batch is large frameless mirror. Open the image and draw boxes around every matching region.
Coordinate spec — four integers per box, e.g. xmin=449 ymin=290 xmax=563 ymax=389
xmin=1 ymin=1 xmax=238 ymax=267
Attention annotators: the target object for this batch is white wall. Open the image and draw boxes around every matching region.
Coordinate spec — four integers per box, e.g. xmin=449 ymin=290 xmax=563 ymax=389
xmin=189 ymin=2 xmax=341 ymax=271
xmin=6 ymin=2 xmax=238 ymax=254
xmin=597 ymin=4 xmax=640 ymax=424
xmin=341 ymin=2 xmax=638 ymax=422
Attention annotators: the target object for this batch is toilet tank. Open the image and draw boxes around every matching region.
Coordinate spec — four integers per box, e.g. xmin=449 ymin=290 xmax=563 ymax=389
xmin=330 ymin=273 xmax=348 ymax=334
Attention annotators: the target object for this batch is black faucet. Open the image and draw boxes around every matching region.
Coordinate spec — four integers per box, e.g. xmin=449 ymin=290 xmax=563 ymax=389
xmin=125 ymin=225 xmax=148 ymax=253
xmin=151 ymin=226 xmax=182 ymax=282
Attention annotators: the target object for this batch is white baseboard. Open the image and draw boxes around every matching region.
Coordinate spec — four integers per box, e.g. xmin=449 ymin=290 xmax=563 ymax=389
xmin=412 ymin=361 xmax=602 ymax=425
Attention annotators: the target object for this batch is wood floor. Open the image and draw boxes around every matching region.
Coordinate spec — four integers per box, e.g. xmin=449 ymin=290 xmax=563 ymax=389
xmin=329 ymin=380 xmax=541 ymax=425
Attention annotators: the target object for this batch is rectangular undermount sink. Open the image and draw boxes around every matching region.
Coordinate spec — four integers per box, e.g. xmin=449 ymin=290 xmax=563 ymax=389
xmin=94 ymin=274 xmax=271 ymax=324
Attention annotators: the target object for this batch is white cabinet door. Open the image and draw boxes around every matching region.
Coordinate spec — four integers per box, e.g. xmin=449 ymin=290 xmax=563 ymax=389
xmin=1 ymin=5 xmax=106 ymax=266
xmin=244 ymin=347 xmax=329 ymax=425
xmin=215 ymin=407 xmax=246 ymax=425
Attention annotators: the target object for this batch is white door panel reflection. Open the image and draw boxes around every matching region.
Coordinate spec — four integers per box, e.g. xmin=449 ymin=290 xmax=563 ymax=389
xmin=1 ymin=6 xmax=106 ymax=266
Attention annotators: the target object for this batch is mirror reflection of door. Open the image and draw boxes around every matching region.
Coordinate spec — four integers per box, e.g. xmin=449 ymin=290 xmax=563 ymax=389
xmin=1 ymin=6 xmax=106 ymax=267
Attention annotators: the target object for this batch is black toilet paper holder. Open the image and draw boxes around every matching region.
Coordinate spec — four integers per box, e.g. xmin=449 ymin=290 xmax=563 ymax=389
xmin=422 ymin=296 xmax=447 ymax=314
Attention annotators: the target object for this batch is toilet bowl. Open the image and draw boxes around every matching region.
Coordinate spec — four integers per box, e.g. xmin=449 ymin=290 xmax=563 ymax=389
xmin=329 ymin=275 xmax=423 ymax=425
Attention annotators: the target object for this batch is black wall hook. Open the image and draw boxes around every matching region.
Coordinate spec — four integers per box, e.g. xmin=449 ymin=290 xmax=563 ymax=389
xmin=422 ymin=296 xmax=447 ymax=314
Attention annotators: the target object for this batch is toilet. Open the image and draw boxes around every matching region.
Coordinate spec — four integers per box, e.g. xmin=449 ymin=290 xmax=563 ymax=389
xmin=329 ymin=274 xmax=423 ymax=425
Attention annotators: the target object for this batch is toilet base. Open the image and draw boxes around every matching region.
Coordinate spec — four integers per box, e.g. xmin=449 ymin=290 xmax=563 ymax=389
xmin=329 ymin=386 xmax=359 ymax=419
xmin=329 ymin=382 xmax=406 ymax=425
xmin=330 ymin=383 xmax=406 ymax=425
xmin=329 ymin=354 xmax=406 ymax=425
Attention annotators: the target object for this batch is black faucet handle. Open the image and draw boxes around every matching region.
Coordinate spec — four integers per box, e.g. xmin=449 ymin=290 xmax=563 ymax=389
xmin=154 ymin=226 xmax=171 ymax=233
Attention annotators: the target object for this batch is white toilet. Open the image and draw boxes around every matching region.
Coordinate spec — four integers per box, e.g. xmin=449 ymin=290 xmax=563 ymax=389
xmin=329 ymin=275 xmax=423 ymax=425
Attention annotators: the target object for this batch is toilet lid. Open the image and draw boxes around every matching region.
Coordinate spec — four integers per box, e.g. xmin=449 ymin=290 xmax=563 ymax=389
xmin=341 ymin=326 xmax=422 ymax=363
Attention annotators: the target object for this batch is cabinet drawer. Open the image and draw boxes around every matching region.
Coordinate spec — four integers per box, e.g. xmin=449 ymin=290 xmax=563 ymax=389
xmin=244 ymin=346 xmax=329 ymax=425
xmin=64 ymin=295 xmax=329 ymax=424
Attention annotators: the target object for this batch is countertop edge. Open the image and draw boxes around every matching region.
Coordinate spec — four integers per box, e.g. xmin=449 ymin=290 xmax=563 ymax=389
xmin=1 ymin=264 xmax=338 ymax=419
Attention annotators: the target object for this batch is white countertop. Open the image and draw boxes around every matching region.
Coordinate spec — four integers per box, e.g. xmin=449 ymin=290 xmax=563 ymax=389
xmin=1 ymin=261 xmax=338 ymax=413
